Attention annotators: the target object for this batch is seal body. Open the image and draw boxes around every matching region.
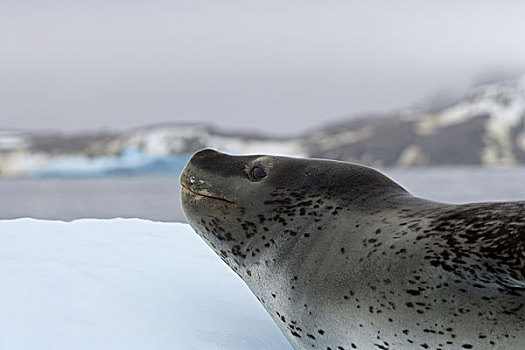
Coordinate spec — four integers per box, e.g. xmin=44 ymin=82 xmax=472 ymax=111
xmin=181 ymin=149 xmax=525 ymax=350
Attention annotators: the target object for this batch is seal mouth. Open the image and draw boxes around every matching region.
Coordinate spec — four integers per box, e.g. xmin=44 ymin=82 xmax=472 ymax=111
xmin=181 ymin=184 xmax=236 ymax=204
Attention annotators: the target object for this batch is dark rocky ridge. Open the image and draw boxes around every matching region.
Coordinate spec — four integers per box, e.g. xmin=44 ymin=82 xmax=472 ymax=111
xmin=305 ymin=113 xmax=497 ymax=167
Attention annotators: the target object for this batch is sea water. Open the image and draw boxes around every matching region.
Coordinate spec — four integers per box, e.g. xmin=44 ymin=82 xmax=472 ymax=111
xmin=2 ymin=167 xmax=525 ymax=222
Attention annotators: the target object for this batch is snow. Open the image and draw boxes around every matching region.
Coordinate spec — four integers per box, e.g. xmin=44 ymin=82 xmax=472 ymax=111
xmin=308 ymin=127 xmax=373 ymax=151
xmin=118 ymin=126 xmax=305 ymax=158
xmin=0 ymin=132 xmax=28 ymax=151
xmin=122 ymin=126 xmax=210 ymax=156
xmin=204 ymin=136 xmax=305 ymax=157
xmin=416 ymin=86 xmax=525 ymax=137
xmin=0 ymin=219 xmax=291 ymax=350
xmin=0 ymin=152 xmax=51 ymax=178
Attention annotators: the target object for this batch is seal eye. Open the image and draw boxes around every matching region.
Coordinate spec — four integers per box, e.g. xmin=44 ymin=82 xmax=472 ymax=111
xmin=250 ymin=165 xmax=267 ymax=181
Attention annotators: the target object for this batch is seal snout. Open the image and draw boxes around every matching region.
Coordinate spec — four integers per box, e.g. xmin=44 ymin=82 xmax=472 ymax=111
xmin=180 ymin=149 xmax=236 ymax=204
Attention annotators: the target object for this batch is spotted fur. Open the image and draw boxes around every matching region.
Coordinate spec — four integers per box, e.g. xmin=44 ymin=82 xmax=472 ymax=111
xmin=181 ymin=149 xmax=525 ymax=350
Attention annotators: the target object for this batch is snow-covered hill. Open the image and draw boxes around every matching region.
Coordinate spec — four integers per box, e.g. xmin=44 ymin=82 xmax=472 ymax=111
xmin=0 ymin=219 xmax=291 ymax=350
xmin=306 ymin=77 xmax=525 ymax=166
xmin=420 ymin=77 xmax=525 ymax=165
xmin=2 ymin=76 xmax=525 ymax=177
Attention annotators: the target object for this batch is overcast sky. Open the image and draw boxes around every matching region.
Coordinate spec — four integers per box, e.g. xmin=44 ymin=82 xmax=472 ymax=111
xmin=2 ymin=1 xmax=525 ymax=136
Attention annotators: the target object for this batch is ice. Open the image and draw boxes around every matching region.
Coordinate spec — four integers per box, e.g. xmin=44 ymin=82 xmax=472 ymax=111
xmin=0 ymin=219 xmax=291 ymax=350
xmin=32 ymin=147 xmax=191 ymax=178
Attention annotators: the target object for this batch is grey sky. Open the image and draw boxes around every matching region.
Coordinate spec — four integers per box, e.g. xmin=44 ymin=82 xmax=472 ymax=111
xmin=2 ymin=1 xmax=525 ymax=136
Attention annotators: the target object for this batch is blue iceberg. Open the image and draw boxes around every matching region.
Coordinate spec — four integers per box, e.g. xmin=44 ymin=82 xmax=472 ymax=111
xmin=32 ymin=147 xmax=192 ymax=178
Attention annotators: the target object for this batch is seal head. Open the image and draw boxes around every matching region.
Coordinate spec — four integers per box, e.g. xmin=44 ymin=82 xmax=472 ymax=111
xmin=181 ymin=149 xmax=407 ymax=275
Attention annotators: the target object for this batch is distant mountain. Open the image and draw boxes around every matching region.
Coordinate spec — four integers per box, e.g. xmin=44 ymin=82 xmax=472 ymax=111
xmin=1 ymin=77 xmax=525 ymax=177
xmin=306 ymin=77 xmax=525 ymax=166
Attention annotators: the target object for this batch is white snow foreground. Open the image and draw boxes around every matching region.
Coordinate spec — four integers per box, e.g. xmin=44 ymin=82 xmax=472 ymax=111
xmin=0 ymin=219 xmax=291 ymax=350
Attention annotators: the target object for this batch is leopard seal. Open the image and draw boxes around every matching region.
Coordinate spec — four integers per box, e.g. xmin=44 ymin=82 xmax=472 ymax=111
xmin=180 ymin=149 xmax=525 ymax=350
